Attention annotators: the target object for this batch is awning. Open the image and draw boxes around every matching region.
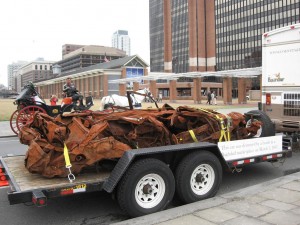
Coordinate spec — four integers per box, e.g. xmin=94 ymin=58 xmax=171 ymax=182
xmin=109 ymin=67 xmax=262 ymax=84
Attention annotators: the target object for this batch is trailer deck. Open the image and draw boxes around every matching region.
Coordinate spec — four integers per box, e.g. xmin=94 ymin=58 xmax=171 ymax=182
xmin=2 ymin=155 xmax=110 ymax=194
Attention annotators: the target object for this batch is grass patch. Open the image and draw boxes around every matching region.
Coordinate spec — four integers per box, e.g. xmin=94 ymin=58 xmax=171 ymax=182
xmin=0 ymin=98 xmax=103 ymax=121
xmin=0 ymin=99 xmax=16 ymax=121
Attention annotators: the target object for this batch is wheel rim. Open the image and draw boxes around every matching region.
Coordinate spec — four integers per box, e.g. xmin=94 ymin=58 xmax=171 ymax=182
xmin=246 ymin=119 xmax=262 ymax=137
xmin=9 ymin=110 xmax=19 ymax=134
xmin=135 ymin=173 xmax=166 ymax=209
xmin=190 ymin=164 xmax=215 ymax=196
xmin=16 ymin=106 xmax=46 ymax=131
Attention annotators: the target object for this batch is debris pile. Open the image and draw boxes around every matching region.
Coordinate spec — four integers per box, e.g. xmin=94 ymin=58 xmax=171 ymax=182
xmin=19 ymin=105 xmax=261 ymax=178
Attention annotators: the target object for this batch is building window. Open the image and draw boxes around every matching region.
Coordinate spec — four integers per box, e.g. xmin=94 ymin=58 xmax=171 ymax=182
xmin=40 ymin=65 xmax=42 ymax=70
xmin=45 ymin=65 xmax=47 ymax=70
xmin=35 ymin=65 xmax=38 ymax=70
xmin=177 ymin=88 xmax=191 ymax=97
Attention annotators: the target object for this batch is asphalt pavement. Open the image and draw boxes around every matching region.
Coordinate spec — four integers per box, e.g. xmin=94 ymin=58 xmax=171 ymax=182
xmin=1 ymin=102 xmax=300 ymax=225
xmin=0 ymin=121 xmax=16 ymax=137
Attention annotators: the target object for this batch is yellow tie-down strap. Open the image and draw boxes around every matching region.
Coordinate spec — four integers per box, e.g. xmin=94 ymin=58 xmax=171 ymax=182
xmin=194 ymin=108 xmax=231 ymax=142
xmin=226 ymin=116 xmax=231 ymax=141
xmin=189 ymin=130 xmax=198 ymax=142
xmin=64 ymin=143 xmax=76 ymax=183
xmin=215 ymin=115 xmax=231 ymax=142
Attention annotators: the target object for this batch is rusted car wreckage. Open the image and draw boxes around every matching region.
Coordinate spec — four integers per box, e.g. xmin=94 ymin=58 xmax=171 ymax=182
xmin=19 ymin=104 xmax=261 ymax=178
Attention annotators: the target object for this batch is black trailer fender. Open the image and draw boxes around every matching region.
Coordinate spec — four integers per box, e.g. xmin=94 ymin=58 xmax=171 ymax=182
xmin=103 ymin=142 xmax=227 ymax=193
xmin=244 ymin=110 xmax=275 ymax=137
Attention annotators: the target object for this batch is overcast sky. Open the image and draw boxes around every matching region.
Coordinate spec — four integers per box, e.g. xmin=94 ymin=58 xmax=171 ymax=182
xmin=0 ymin=0 xmax=150 ymax=86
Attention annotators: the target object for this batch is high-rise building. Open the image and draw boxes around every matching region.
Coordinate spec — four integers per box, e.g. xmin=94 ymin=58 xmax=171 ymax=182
xmin=150 ymin=0 xmax=215 ymax=74
xmin=216 ymin=0 xmax=299 ymax=89
xmin=112 ymin=30 xmax=131 ymax=56
xmin=149 ymin=1 xmax=164 ymax=73
xmin=149 ymin=0 xmax=300 ymax=77
xmin=7 ymin=61 xmax=27 ymax=91
xmin=215 ymin=0 xmax=300 ymax=71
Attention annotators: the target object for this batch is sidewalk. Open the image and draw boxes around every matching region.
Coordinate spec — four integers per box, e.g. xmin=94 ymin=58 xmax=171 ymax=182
xmin=115 ymin=172 xmax=300 ymax=225
xmin=0 ymin=121 xmax=16 ymax=137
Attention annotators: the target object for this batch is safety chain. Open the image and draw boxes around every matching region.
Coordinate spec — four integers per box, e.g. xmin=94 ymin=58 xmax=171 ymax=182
xmin=270 ymin=158 xmax=286 ymax=168
xmin=232 ymin=167 xmax=243 ymax=173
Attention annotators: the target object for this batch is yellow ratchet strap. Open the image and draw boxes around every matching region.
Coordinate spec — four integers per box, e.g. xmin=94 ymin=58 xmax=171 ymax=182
xmin=188 ymin=130 xmax=198 ymax=142
xmin=226 ymin=117 xmax=232 ymax=141
xmin=197 ymin=108 xmax=231 ymax=142
xmin=64 ymin=143 xmax=75 ymax=183
xmin=215 ymin=115 xmax=228 ymax=142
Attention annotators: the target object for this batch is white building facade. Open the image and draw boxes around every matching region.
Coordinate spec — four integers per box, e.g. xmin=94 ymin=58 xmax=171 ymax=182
xmin=112 ymin=30 xmax=131 ymax=56
xmin=7 ymin=61 xmax=27 ymax=91
xmin=16 ymin=59 xmax=54 ymax=93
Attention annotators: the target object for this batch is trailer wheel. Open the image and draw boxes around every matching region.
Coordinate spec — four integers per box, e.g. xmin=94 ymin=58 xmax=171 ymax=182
xmin=117 ymin=158 xmax=175 ymax=217
xmin=175 ymin=151 xmax=222 ymax=204
xmin=245 ymin=110 xmax=275 ymax=137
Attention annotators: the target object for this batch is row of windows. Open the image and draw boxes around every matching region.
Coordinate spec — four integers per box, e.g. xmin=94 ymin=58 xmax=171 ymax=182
xmin=218 ymin=38 xmax=261 ymax=47
xmin=35 ymin=65 xmax=52 ymax=71
xmin=217 ymin=57 xmax=262 ymax=64
xmin=218 ymin=36 xmax=260 ymax=44
xmin=218 ymin=56 xmax=262 ymax=64
xmin=217 ymin=62 xmax=261 ymax=71
xmin=216 ymin=1 xmax=298 ymax=13
xmin=216 ymin=3 xmax=299 ymax=18
xmin=217 ymin=49 xmax=262 ymax=66
xmin=218 ymin=49 xmax=261 ymax=57
xmin=216 ymin=13 xmax=298 ymax=29
xmin=218 ymin=29 xmax=262 ymax=38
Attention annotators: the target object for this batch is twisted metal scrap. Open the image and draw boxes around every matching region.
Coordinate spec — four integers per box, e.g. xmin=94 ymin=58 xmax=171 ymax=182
xmin=19 ymin=105 xmax=261 ymax=178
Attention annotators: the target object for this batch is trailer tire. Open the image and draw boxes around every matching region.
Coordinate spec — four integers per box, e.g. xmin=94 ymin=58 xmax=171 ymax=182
xmin=175 ymin=151 xmax=222 ymax=204
xmin=245 ymin=110 xmax=275 ymax=137
xmin=117 ymin=158 xmax=175 ymax=217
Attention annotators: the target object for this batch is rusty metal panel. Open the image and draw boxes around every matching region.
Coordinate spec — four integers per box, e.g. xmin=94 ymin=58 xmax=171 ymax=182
xmin=19 ymin=105 xmax=261 ymax=178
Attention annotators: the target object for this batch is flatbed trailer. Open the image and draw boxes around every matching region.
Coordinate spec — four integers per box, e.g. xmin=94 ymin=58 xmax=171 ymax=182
xmin=0 ymin=135 xmax=292 ymax=217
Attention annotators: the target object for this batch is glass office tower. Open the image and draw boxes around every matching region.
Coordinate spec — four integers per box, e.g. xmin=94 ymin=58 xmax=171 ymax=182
xmin=150 ymin=0 xmax=300 ymax=74
xmin=215 ymin=0 xmax=299 ymax=89
xmin=171 ymin=0 xmax=189 ymax=73
xmin=149 ymin=0 xmax=165 ymax=72
xmin=150 ymin=0 xmax=190 ymax=74
xmin=215 ymin=0 xmax=300 ymax=71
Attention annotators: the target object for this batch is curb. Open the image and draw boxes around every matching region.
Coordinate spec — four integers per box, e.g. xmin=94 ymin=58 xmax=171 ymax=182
xmin=113 ymin=171 xmax=300 ymax=225
xmin=0 ymin=135 xmax=18 ymax=138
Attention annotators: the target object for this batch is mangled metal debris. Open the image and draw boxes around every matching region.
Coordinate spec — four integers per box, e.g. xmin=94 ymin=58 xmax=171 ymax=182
xmin=19 ymin=105 xmax=261 ymax=178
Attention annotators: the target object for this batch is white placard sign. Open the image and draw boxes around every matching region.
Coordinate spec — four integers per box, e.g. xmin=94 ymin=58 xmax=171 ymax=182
xmin=218 ymin=135 xmax=282 ymax=161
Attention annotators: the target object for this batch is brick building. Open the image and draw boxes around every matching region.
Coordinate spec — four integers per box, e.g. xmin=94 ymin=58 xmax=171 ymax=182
xmin=56 ymin=45 xmax=127 ymax=73
xmin=35 ymin=55 xmax=149 ymax=100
